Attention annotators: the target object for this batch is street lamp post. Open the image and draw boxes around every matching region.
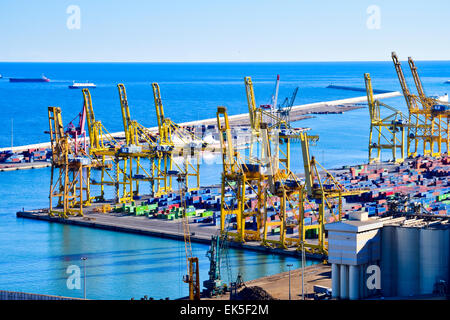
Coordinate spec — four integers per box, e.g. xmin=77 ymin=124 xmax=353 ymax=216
xmin=301 ymin=242 xmax=306 ymax=300
xmin=81 ymin=257 xmax=87 ymax=300
xmin=287 ymin=264 xmax=293 ymax=300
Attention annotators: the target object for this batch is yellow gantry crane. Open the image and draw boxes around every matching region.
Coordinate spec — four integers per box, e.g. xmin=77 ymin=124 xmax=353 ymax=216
xmin=216 ymin=106 xmax=266 ymax=242
xmin=82 ymin=88 xmax=120 ymax=201
xmin=219 ymin=77 xmax=304 ymax=247
xmin=117 ymin=83 xmax=143 ymax=201
xmin=151 ymin=83 xmax=202 ymax=195
xmin=392 ymin=51 xmax=425 ymax=157
xmin=407 ymin=56 xmax=450 ymax=155
xmin=365 ymin=73 xmax=408 ymax=163
xmin=217 ymin=95 xmax=368 ymax=254
xmin=83 ymin=87 xmax=159 ymax=204
xmin=392 ymin=52 xmax=450 ymax=157
xmin=260 ymin=123 xmax=366 ymax=254
xmin=244 ymin=76 xmax=293 ymax=171
xmin=259 ymin=123 xmax=305 ymax=249
xmin=390 ymin=52 xmax=450 ymax=157
xmin=151 ymin=82 xmax=175 ymax=195
xmin=117 ymin=84 xmax=165 ymax=201
xmin=299 ymin=131 xmax=369 ymax=254
xmin=262 ymin=131 xmax=317 ymax=251
xmin=242 ymin=76 xmax=318 ymax=250
xmin=48 ymin=106 xmax=101 ymax=218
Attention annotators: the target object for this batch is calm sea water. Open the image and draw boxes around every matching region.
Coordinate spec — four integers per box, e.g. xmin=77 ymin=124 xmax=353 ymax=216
xmin=0 ymin=61 xmax=449 ymax=299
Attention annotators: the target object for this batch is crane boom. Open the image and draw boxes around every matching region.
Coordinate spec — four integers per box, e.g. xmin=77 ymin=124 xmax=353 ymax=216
xmin=117 ymin=83 xmax=135 ymax=145
xmin=175 ymin=173 xmax=200 ymax=300
xmin=365 ymin=73 xmax=376 ymax=119
xmin=289 ymin=87 xmax=298 ymax=107
xmin=216 ymin=106 xmax=237 ymax=174
xmin=244 ymin=76 xmax=259 ymax=132
xmin=407 ymin=56 xmax=450 ymax=156
xmin=391 ymin=52 xmax=419 ymax=113
xmin=272 ymin=74 xmax=280 ymax=117
xmin=151 ymin=83 xmax=171 ymax=145
xmin=391 ymin=52 xmax=426 ymax=157
xmin=408 ymin=57 xmax=427 ymax=101
xmin=76 ymin=105 xmax=86 ymax=140
xmin=82 ymin=89 xmax=95 ymax=140
xmin=300 ymin=132 xmax=313 ymax=196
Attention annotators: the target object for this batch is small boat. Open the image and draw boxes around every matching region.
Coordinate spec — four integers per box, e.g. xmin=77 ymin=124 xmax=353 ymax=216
xmin=444 ymin=80 xmax=450 ymax=84
xmin=0 ymin=74 xmax=2 ymax=79
xmin=9 ymin=74 xmax=50 ymax=82
xmin=69 ymin=82 xmax=96 ymax=89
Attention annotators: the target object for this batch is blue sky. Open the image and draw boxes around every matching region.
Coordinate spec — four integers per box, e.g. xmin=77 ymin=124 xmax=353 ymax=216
xmin=0 ymin=0 xmax=449 ymax=62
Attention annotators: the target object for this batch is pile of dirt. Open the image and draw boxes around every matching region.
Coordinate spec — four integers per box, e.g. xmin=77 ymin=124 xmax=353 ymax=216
xmin=235 ymin=286 xmax=276 ymax=300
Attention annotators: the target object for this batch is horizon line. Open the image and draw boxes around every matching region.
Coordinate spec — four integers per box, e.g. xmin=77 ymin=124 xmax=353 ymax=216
xmin=1 ymin=58 xmax=450 ymax=64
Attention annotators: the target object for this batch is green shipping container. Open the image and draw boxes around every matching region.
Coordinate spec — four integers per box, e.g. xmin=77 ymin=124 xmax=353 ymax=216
xmin=305 ymin=228 xmax=318 ymax=239
xmin=135 ymin=207 xmax=145 ymax=216
xmin=271 ymin=227 xmax=280 ymax=235
xmin=201 ymin=211 xmax=213 ymax=217
xmin=166 ymin=214 xmax=175 ymax=220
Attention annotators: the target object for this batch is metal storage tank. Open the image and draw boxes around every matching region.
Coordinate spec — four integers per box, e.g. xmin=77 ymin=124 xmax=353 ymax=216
xmin=396 ymin=227 xmax=420 ymax=297
xmin=359 ymin=263 xmax=366 ymax=299
xmin=419 ymin=228 xmax=441 ymax=294
xmin=349 ymin=265 xmax=360 ymax=300
xmin=340 ymin=264 xmax=349 ymax=299
xmin=381 ymin=226 xmax=395 ymax=297
xmin=331 ymin=264 xmax=340 ymax=299
xmin=439 ymin=228 xmax=450 ymax=286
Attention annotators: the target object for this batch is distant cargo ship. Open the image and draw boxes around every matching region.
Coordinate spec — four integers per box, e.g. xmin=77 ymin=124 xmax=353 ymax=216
xmin=68 ymin=82 xmax=96 ymax=89
xmin=9 ymin=74 xmax=50 ymax=82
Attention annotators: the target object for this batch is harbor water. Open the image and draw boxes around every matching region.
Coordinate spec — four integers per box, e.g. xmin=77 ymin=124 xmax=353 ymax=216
xmin=0 ymin=61 xmax=449 ymax=299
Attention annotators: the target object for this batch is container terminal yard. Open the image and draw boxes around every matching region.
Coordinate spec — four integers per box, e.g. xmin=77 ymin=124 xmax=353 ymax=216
xmin=0 ymin=52 xmax=447 ymax=302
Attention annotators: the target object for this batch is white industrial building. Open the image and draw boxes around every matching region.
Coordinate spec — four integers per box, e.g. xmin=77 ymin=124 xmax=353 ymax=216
xmin=325 ymin=213 xmax=450 ymax=299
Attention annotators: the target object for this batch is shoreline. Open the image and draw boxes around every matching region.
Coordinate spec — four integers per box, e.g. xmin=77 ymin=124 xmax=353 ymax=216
xmin=16 ymin=210 xmax=326 ymax=260
xmin=0 ymin=161 xmax=51 ymax=172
